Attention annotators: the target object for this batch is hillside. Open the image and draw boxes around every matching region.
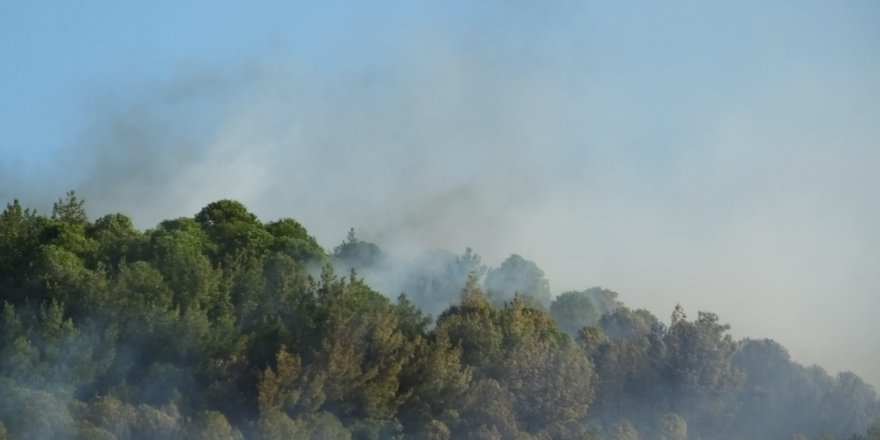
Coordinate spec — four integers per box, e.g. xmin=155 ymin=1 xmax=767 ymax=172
xmin=0 ymin=193 xmax=877 ymax=440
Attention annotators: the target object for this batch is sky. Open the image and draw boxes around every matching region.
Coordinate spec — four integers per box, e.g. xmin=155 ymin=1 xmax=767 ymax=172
xmin=2 ymin=1 xmax=879 ymax=388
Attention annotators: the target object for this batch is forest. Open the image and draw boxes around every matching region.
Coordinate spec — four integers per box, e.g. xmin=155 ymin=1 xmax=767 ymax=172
xmin=0 ymin=192 xmax=877 ymax=440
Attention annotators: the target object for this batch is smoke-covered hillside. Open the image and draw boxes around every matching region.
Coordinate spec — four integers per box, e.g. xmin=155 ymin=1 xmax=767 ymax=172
xmin=0 ymin=193 xmax=877 ymax=439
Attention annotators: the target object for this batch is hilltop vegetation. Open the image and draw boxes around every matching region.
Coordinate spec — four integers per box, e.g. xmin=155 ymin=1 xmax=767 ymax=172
xmin=0 ymin=193 xmax=877 ymax=439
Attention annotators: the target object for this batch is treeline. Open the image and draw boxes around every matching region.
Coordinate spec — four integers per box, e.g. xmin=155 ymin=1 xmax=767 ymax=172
xmin=0 ymin=193 xmax=877 ymax=439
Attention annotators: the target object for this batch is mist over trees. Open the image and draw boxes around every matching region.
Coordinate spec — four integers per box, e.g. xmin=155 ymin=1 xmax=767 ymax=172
xmin=0 ymin=193 xmax=878 ymax=439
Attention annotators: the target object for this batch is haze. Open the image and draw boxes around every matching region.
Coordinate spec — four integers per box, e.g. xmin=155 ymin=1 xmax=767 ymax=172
xmin=2 ymin=1 xmax=879 ymax=389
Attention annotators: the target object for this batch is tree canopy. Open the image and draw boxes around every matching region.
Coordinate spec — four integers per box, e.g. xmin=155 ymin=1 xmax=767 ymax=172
xmin=0 ymin=193 xmax=876 ymax=440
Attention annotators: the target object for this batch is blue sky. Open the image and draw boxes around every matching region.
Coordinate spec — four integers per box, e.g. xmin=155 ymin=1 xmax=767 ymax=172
xmin=2 ymin=1 xmax=880 ymax=387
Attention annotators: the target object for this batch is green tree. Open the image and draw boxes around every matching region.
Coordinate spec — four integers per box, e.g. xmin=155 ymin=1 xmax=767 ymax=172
xmin=257 ymin=347 xmax=307 ymax=416
xmin=0 ymin=383 xmax=75 ymax=440
xmin=195 ymin=199 xmax=272 ymax=263
xmin=551 ymin=287 xmax=623 ymax=338
xmin=825 ymin=372 xmax=880 ymax=437
xmin=732 ymin=338 xmax=809 ymax=439
xmin=185 ymin=411 xmax=243 ymax=440
xmin=589 ymin=335 xmax=657 ymax=429
xmin=256 ymin=410 xmax=302 ymax=440
xmin=399 ymin=247 xmax=487 ymax=319
xmin=395 ymin=293 xmax=432 ymax=340
xmin=484 ymin=254 xmax=551 ymax=308
xmin=434 ymin=274 xmax=502 ymax=373
xmin=303 ymin=271 xmax=416 ymax=425
xmin=131 ymin=403 xmax=183 ymax=439
xmin=661 ymin=306 xmax=742 ymax=436
xmin=454 ymin=379 xmax=521 ymax=440
xmin=148 ymin=217 xmax=220 ymax=310
xmin=599 ymin=306 xmax=660 ymax=341
xmin=265 ymin=218 xmax=325 ymax=262
xmin=52 ymin=191 xmax=87 ymax=224
xmin=332 ymin=228 xmax=387 ymax=272
xmin=2 ymin=194 xmax=878 ymax=440
xmin=0 ymin=199 xmax=43 ymax=291
xmin=397 ymin=332 xmax=472 ymax=437
xmin=550 ymin=290 xmax=601 ymax=336
xmin=299 ymin=412 xmax=352 ymax=440
xmin=256 ymin=252 xmax=316 ymax=350
xmin=88 ymin=213 xmax=144 ymax=272
xmin=496 ymin=334 xmax=593 ymax=435
xmin=86 ymin=394 xmax=138 ymax=439
xmin=42 ymin=191 xmax=97 ymax=262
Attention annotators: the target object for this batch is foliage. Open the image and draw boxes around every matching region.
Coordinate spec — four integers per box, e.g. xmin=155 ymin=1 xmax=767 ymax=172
xmin=484 ymin=254 xmax=552 ymax=308
xmin=0 ymin=194 xmax=876 ymax=440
